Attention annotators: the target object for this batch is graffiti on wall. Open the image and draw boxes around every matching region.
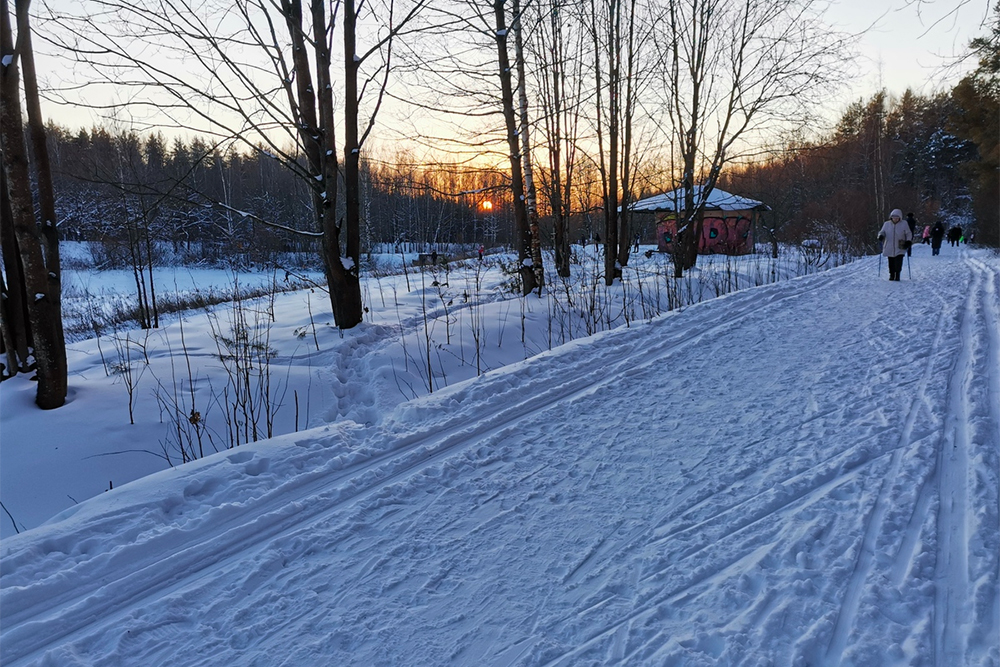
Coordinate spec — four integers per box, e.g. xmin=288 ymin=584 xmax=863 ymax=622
xmin=656 ymin=213 xmax=754 ymax=255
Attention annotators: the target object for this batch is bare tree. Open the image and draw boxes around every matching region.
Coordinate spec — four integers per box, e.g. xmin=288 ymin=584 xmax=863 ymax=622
xmin=512 ymin=0 xmax=545 ymax=293
xmin=341 ymin=0 xmax=432 ymax=319
xmin=38 ymin=0 xmax=428 ymax=328
xmin=531 ymin=0 xmax=585 ymax=278
xmin=381 ymin=1 xmax=543 ymax=294
xmin=492 ymin=0 xmax=539 ymax=294
xmin=582 ymin=0 xmax=653 ymax=285
xmin=1 ymin=0 xmax=67 ymax=408
xmin=652 ymin=0 xmax=853 ymax=277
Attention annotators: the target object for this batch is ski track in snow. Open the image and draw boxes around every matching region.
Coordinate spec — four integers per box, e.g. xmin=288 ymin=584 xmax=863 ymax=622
xmin=824 ymin=291 xmax=953 ymax=665
xmin=945 ymin=254 xmax=1000 ymax=666
xmin=932 ymin=256 xmax=977 ymax=664
xmin=2 ymin=262 xmax=842 ymax=665
xmin=2 ymin=249 xmax=999 ymax=666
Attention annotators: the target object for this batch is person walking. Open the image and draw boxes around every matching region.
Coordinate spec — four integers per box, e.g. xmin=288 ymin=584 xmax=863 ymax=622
xmin=922 ymin=225 xmax=931 ymax=244
xmin=948 ymin=225 xmax=963 ymax=247
xmin=878 ymin=209 xmax=913 ymax=281
xmin=905 ymin=213 xmax=917 ymax=256
xmin=930 ymin=220 xmax=945 ymax=256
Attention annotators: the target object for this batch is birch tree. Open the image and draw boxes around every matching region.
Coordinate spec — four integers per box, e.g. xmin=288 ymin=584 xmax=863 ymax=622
xmin=492 ymin=0 xmax=539 ymax=294
xmin=512 ymin=0 xmax=544 ymax=292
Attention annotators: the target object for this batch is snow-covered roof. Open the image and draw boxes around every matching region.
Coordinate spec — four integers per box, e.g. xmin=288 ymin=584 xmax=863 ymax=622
xmin=630 ymin=185 xmax=770 ymax=213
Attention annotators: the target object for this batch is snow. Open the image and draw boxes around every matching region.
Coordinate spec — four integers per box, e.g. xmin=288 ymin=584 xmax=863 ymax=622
xmin=1 ymin=244 xmax=998 ymax=666
xmin=631 ymin=186 xmax=770 ymax=213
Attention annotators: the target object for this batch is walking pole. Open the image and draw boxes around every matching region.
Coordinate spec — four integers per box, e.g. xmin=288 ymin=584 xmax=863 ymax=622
xmin=878 ymin=253 xmax=882 ymax=276
xmin=906 ymin=252 xmax=911 ymax=280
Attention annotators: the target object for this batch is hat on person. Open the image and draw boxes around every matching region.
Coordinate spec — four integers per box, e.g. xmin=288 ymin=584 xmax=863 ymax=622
xmin=890 ymin=209 xmax=903 ymax=219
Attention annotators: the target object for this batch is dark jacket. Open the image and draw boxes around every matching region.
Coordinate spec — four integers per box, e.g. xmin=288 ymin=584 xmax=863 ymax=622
xmin=930 ymin=222 xmax=945 ymax=241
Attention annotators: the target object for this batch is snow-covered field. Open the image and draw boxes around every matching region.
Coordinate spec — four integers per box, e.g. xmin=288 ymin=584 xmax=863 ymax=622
xmin=1 ymin=243 xmax=998 ymax=665
xmin=1 ymin=244 xmax=809 ymax=539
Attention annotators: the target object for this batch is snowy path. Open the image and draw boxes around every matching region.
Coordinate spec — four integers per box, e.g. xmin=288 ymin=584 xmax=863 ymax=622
xmin=1 ymin=249 xmax=998 ymax=666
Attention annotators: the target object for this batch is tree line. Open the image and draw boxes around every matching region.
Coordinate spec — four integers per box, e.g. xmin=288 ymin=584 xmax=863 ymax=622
xmin=721 ymin=83 xmax=998 ymax=255
xmin=42 ymin=126 xmax=512 ymax=264
xmin=37 ymin=80 xmax=997 ymax=269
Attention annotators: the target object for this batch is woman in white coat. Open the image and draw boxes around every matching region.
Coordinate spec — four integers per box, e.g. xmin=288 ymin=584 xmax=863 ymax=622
xmin=878 ymin=209 xmax=913 ymax=281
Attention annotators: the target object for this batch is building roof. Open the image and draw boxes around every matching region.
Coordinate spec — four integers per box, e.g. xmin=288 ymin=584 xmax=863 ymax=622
xmin=630 ymin=185 xmax=770 ymax=213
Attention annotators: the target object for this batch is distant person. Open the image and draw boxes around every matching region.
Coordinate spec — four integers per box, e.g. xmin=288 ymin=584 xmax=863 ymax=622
xmin=905 ymin=213 xmax=917 ymax=256
xmin=477 ymin=244 xmax=484 ymax=261
xmin=930 ymin=220 xmax=945 ymax=256
xmin=878 ymin=208 xmax=912 ymax=281
xmin=922 ymin=225 xmax=931 ymax=244
xmin=947 ymin=225 xmax=962 ymax=246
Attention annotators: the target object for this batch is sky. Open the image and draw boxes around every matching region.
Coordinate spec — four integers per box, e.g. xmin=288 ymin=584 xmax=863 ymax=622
xmin=833 ymin=0 xmax=987 ymax=100
xmin=1 ymin=241 xmax=998 ymax=665
xmin=27 ymin=0 xmax=989 ymax=138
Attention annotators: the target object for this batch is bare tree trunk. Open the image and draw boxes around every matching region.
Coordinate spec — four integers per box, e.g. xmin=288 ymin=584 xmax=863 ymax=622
xmin=280 ymin=0 xmax=363 ymax=329
xmin=0 ymin=0 xmax=67 ymax=408
xmin=340 ymin=0 xmax=366 ymax=325
xmin=19 ymin=3 xmax=63 ymax=353
xmin=0 ymin=265 xmax=21 ymax=375
xmin=546 ymin=0 xmax=574 ymax=278
xmin=587 ymin=0 xmax=643 ymax=285
xmin=537 ymin=0 xmax=571 ymax=277
xmin=513 ymin=0 xmax=544 ymax=293
xmin=615 ymin=0 xmax=637 ymax=270
xmin=586 ymin=0 xmax=610 ymax=275
xmin=0 ymin=169 xmax=31 ymax=375
xmin=603 ymin=0 xmax=620 ymax=286
xmin=871 ymin=93 xmax=886 ymax=224
xmin=668 ymin=0 xmax=705 ymax=278
xmin=494 ymin=0 xmax=536 ymax=295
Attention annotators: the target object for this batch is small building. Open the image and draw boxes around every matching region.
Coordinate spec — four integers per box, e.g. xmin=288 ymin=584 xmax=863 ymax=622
xmin=631 ymin=186 xmax=770 ymax=256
